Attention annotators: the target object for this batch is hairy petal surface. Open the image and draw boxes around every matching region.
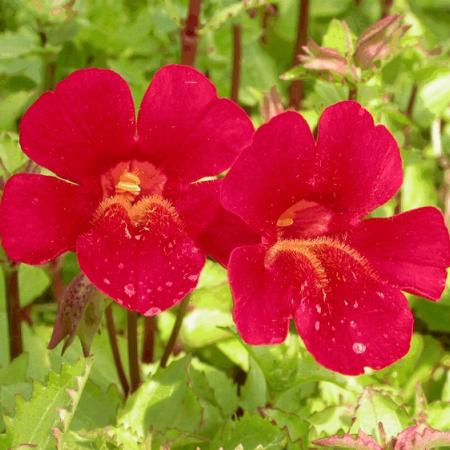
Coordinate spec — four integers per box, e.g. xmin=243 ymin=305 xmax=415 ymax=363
xmin=315 ymin=101 xmax=402 ymax=217
xmin=222 ymin=112 xmax=315 ymax=237
xmin=19 ymin=69 xmax=136 ymax=185
xmin=0 ymin=174 xmax=96 ymax=264
xmin=348 ymin=207 xmax=450 ymax=300
xmin=290 ymin=240 xmax=413 ymax=375
xmin=76 ymin=197 xmax=205 ymax=315
xmin=137 ymin=65 xmax=253 ymax=183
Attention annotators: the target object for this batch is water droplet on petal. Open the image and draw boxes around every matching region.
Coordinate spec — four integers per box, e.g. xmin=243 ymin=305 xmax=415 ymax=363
xmin=188 ymin=274 xmax=199 ymax=282
xmin=165 ymin=281 xmax=173 ymax=287
xmin=118 ymin=263 xmax=125 ymax=270
xmin=103 ymin=278 xmax=111 ymax=285
xmin=315 ymin=304 xmax=322 ymax=313
xmin=352 ymin=342 xmax=366 ymax=354
xmin=350 ymin=320 xmax=356 ymax=328
xmin=377 ymin=291 xmax=385 ymax=299
xmin=353 ymin=301 xmax=358 ymax=309
xmin=314 ymin=321 xmax=320 ymax=331
xmin=124 ymin=283 xmax=135 ymax=297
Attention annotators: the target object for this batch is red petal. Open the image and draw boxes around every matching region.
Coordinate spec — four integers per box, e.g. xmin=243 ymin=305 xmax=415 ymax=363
xmin=20 ymin=69 xmax=136 ymax=185
xmin=222 ymin=111 xmax=315 ymax=237
xmin=228 ymin=245 xmax=291 ymax=344
xmin=137 ymin=65 xmax=253 ymax=183
xmin=197 ymin=207 xmax=261 ymax=266
xmin=76 ymin=197 xmax=205 ymax=315
xmin=315 ymin=101 xmax=402 ymax=217
xmin=289 ymin=240 xmax=413 ymax=375
xmin=0 ymin=174 xmax=96 ymax=264
xmin=166 ymin=178 xmax=259 ymax=266
xmin=348 ymin=207 xmax=450 ymax=300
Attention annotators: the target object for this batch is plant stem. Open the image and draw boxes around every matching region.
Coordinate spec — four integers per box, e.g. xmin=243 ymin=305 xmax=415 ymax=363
xmin=380 ymin=0 xmax=393 ymax=18
xmin=289 ymin=0 xmax=309 ymax=109
xmin=230 ymin=24 xmax=242 ymax=103
xmin=105 ymin=306 xmax=130 ymax=396
xmin=127 ymin=311 xmax=141 ymax=393
xmin=160 ymin=295 xmax=191 ymax=368
xmin=5 ymin=264 xmax=23 ymax=360
xmin=181 ymin=0 xmax=201 ymax=66
xmin=141 ymin=316 xmax=155 ymax=364
xmin=348 ymin=84 xmax=357 ymax=100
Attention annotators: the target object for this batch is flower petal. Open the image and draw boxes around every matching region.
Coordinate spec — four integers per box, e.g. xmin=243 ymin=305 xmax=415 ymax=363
xmin=137 ymin=65 xmax=254 ymax=183
xmin=76 ymin=197 xmax=205 ymax=315
xmin=228 ymin=244 xmax=292 ymax=344
xmin=315 ymin=101 xmax=402 ymax=217
xmin=0 ymin=174 xmax=96 ymax=264
xmin=222 ymin=111 xmax=316 ymax=237
xmin=290 ymin=240 xmax=413 ymax=375
xmin=197 ymin=207 xmax=261 ymax=266
xmin=20 ymin=69 xmax=136 ymax=185
xmin=348 ymin=207 xmax=450 ymax=300
xmin=165 ymin=178 xmax=260 ymax=266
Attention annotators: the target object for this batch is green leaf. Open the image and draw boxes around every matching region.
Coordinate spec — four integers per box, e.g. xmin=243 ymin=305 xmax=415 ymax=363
xmin=19 ymin=264 xmax=51 ymax=307
xmin=420 ymin=72 xmax=450 ymax=116
xmin=4 ymin=358 xmax=92 ymax=449
xmin=118 ymin=356 xmax=202 ymax=438
xmin=211 ymin=412 xmax=286 ymax=450
xmin=322 ymin=19 xmax=355 ymax=57
xmin=350 ymin=389 xmax=410 ymax=442
xmin=240 ymin=357 xmax=267 ymax=411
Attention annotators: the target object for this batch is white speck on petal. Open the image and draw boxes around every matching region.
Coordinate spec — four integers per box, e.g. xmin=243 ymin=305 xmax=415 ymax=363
xmin=350 ymin=320 xmax=356 ymax=328
xmin=144 ymin=307 xmax=161 ymax=316
xmin=377 ymin=291 xmax=385 ymax=298
xmin=103 ymin=278 xmax=111 ymax=285
xmin=314 ymin=321 xmax=320 ymax=331
xmin=165 ymin=281 xmax=173 ymax=287
xmin=124 ymin=283 xmax=135 ymax=297
xmin=188 ymin=274 xmax=199 ymax=282
xmin=316 ymin=304 xmax=322 ymax=313
xmin=353 ymin=301 xmax=359 ymax=309
xmin=352 ymin=342 xmax=366 ymax=354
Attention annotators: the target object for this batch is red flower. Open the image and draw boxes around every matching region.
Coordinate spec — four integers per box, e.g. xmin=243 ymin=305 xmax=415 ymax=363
xmin=0 ymin=65 xmax=254 ymax=315
xmin=221 ymin=101 xmax=450 ymax=375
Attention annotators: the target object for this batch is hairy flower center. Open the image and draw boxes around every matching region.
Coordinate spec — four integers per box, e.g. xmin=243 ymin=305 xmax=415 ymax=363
xmin=266 ymin=237 xmax=378 ymax=289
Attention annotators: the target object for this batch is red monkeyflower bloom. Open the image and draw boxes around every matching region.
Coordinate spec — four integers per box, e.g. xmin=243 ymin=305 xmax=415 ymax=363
xmin=222 ymin=101 xmax=450 ymax=375
xmin=0 ymin=65 xmax=254 ymax=315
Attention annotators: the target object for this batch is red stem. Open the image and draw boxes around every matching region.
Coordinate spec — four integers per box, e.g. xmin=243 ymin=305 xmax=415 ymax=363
xmin=127 ymin=311 xmax=141 ymax=392
xmin=160 ymin=295 xmax=191 ymax=368
xmin=289 ymin=0 xmax=309 ymax=109
xmin=230 ymin=24 xmax=242 ymax=103
xmin=5 ymin=265 xmax=23 ymax=360
xmin=141 ymin=316 xmax=155 ymax=364
xmin=380 ymin=0 xmax=393 ymax=18
xmin=105 ymin=306 xmax=130 ymax=396
xmin=181 ymin=0 xmax=201 ymax=66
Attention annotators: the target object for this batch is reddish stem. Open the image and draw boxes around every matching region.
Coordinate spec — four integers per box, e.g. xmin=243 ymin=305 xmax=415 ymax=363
xmin=127 ymin=311 xmax=141 ymax=393
xmin=141 ymin=316 xmax=156 ymax=364
xmin=49 ymin=257 xmax=64 ymax=302
xmin=160 ymin=295 xmax=191 ymax=368
xmin=289 ymin=0 xmax=309 ymax=109
xmin=230 ymin=24 xmax=242 ymax=103
xmin=5 ymin=265 xmax=23 ymax=360
xmin=380 ymin=0 xmax=393 ymax=18
xmin=105 ymin=306 xmax=130 ymax=396
xmin=181 ymin=0 xmax=201 ymax=66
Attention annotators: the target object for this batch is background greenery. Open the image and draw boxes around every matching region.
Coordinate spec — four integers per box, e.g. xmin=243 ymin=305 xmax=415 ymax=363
xmin=0 ymin=0 xmax=449 ymax=448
